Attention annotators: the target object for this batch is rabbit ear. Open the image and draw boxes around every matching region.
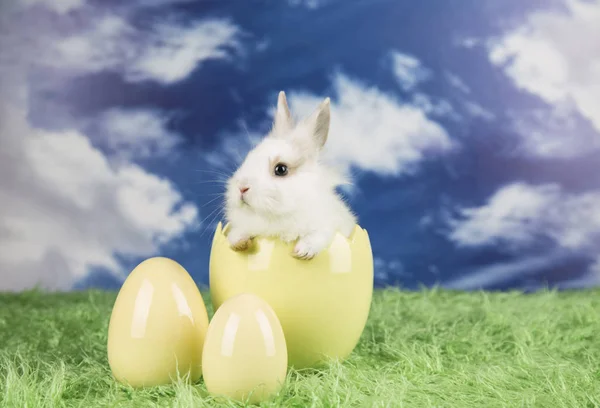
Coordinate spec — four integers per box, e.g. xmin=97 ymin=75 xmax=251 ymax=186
xmin=303 ymin=97 xmax=330 ymax=149
xmin=272 ymin=91 xmax=293 ymax=136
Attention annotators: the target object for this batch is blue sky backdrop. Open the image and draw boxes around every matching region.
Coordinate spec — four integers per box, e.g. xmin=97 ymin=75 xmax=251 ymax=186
xmin=1 ymin=0 xmax=599 ymax=292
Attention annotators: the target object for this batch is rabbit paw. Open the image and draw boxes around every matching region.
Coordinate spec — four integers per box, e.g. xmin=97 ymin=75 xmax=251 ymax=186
xmin=293 ymin=233 xmax=331 ymax=260
xmin=228 ymin=229 xmax=253 ymax=251
xmin=293 ymin=241 xmax=318 ymax=260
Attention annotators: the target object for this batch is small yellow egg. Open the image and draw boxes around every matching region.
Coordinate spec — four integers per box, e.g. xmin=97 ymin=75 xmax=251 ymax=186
xmin=107 ymin=257 xmax=209 ymax=387
xmin=202 ymin=293 xmax=287 ymax=404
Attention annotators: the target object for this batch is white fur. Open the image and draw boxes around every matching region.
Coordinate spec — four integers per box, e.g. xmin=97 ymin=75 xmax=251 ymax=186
xmin=224 ymin=91 xmax=357 ymax=259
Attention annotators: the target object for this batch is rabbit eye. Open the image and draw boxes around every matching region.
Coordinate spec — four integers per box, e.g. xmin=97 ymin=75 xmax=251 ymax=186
xmin=273 ymin=163 xmax=288 ymax=177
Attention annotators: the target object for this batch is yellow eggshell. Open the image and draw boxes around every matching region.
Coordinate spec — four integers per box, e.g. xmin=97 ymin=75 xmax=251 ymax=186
xmin=202 ymin=293 xmax=288 ymax=404
xmin=209 ymin=223 xmax=373 ymax=368
xmin=107 ymin=257 xmax=209 ymax=387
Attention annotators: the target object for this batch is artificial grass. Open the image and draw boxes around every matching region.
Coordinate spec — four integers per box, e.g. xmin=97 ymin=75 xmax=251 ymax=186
xmin=0 ymin=288 xmax=599 ymax=408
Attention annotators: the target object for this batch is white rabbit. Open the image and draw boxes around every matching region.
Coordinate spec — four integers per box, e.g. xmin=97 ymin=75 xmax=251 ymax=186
xmin=224 ymin=91 xmax=357 ymax=260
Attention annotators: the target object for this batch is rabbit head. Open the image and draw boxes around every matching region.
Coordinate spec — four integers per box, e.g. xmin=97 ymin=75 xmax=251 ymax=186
xmin=225 ymin=91 xmax=336 ymax=218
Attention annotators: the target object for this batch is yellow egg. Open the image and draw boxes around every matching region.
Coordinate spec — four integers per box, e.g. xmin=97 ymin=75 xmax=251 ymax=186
xmin=209 ymin=223 xmax=373 ymax=369
xmin=107 ymin=257 xmax=209 ymax=387
xmin=202 ymin=293 xmax=288 ymax=404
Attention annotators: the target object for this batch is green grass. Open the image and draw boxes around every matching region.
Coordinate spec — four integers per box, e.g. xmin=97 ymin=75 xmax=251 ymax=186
xmin=1 ymin=288 xmax=599 ymax=407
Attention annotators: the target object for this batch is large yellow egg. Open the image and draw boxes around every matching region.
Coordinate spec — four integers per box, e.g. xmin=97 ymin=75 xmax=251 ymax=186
xmin=107 ymin=257 xmax=209 ymax=387
xmin=209 ymin=223 xmax=373 ymax=369
xmin=202 ymin=293 xmax=288 ymax=404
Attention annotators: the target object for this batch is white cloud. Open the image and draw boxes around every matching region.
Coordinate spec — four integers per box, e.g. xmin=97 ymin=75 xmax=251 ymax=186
xmin=448 ymin=183 xmax=561 ymax=248
xmin=443 ymin=253 xmax=566 ymax=290
xmin=392 ymin=54 xmax=486 ymax=122
xmin=128 ymin=19 xmax=241 ymax=84
xmin=286 ymin=73 xmax=455 ymax=176
xmin=447 ymin=181 xmax=600 ymax=289
xmin=89 ymin=108 xmax=182 ymax=159
xmin=0 ymin=6 xmax=200 ymax=291
xmin=445 ymin=253 xmax=600 ymax=291
xmin=50 ymin=15 xmax=134 ymax=73
xmin=445 ymin=72 xmax=471 ymax=94
xmin=390 ymin=51 xmax=431 ymax=91
xmin=374 ymin=257 xmax=408 ymax=283
xmin=508 ymin=106 xmax=598 ymax=158
xmin=16 ymin=0 xmax=194 ymax=13
xmin=287 ymin=0 xmax=322 ymax=9
xmin=0 ymin=101 xmax=198 ymax=291
xmin=489 ymin=0 xmax=600 ymax=156
xmin=456 ymin=37 xmax=481 ymax=49
xmin=463 ymin=101 xmax=495 ymax=121
xmin=374 ymin=257 xmax=389 ymax=282
xmin=490 ymin=35 xmax=569 ymax=104
xmin=135 ymin=0 xmax=195 ymax=6
xmin=448 ymin=181 xmax=600 ymax=275
xmin=47 ymin=15 xmax=240 ymax=84
xmin=18 ymin=0 xmax=84 ymax=14
xmin=411 ymin=93 xmax=459 ymax=120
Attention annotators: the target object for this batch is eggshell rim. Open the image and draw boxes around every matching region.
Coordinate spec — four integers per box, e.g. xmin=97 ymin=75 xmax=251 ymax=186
xmin=212 ymin=222 xmax=370 ymax=251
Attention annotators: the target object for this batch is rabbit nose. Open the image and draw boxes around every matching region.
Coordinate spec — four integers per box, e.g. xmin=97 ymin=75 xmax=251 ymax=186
xmin=239 ymin=186 xmax=250 ymax=194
